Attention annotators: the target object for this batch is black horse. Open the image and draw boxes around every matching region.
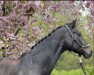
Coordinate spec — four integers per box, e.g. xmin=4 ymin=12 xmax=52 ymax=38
xmin=0 ymin=20 xmax=92 ymax=75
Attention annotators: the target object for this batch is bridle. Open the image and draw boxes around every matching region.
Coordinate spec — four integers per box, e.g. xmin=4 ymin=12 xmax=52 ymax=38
xmin=65 ymin=25 xmax=89 ymax=51
xmin=65 ymin=25 xmax=88 ymax=75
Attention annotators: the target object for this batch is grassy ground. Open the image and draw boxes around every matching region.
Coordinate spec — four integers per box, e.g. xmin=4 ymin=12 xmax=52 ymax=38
xmin=51 ymin=69 xmax=93 ymax=75
xmin=51 ymin=66 xmax=94 ymax=75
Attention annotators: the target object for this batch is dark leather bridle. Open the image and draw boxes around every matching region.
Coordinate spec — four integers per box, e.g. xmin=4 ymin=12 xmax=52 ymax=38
xmin=65 ymin=25 xmax=88 ymax=75
xmin=65 ymin=25 xmax=89 ymax=51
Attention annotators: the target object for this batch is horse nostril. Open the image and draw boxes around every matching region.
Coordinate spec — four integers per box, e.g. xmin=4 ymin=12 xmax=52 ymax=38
xmin=88 ymin=50 xmax=92 ymax=57
xmin=91 ymin=50 xmax=93 ymax=54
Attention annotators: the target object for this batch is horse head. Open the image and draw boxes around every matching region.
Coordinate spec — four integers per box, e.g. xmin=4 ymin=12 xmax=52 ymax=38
xmin=64 ymin=20 xmax=92 ymax=58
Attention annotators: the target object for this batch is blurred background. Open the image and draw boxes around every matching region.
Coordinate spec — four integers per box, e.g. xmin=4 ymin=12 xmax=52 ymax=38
xmin=0 ymin=1 xmax=94 ymax=75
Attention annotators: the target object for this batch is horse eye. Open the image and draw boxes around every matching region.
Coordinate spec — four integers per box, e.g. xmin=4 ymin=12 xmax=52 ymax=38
xmin=73 ymin=31 xmax=81 ymax=36
xmin=75 ymin=31 xmax=81 ymax=36
xmin=77 ymin=33 xmax=81 ymax=36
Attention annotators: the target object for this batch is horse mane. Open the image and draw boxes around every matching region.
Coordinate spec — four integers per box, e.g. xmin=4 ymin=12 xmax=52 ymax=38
xmin=19 ymin=26 xmax=63 ymax=59
xmin=31 ymin=26 xmax=63 ymax=49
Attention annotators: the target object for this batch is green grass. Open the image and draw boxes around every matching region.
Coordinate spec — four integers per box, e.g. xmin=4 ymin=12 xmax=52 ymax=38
xmin=51 ymin=66 xmax=94 ymax=75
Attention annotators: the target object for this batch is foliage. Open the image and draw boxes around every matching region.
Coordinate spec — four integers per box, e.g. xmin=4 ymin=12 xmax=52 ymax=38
xmin=0 ymin=1 xmax=94 ymax=71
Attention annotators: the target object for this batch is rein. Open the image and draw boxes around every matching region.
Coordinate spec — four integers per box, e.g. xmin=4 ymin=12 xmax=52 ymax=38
xmin=65 ymin=25 xmax=88 ymax=75
xmin=79 ymin=57 xmax=87 ymax=75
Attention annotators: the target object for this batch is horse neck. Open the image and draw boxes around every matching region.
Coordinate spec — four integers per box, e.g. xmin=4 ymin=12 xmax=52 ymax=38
xmin=20 ymin=26 xmax=65 ymax=74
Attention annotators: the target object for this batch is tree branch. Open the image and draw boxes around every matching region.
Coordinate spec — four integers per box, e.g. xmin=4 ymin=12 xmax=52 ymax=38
xmin=2 ymin=1 xmax=6 ymax=16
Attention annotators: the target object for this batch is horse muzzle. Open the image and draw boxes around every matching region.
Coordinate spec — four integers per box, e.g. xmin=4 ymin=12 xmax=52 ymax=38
xmin=83 ymin=50 xmax=92 ymax=59
xmin=80 ymin=45 xmax=92 ymax=59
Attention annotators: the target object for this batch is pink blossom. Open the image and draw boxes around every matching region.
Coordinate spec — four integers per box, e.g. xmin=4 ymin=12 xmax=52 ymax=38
xmin=43 ymin=15 xmax=55 ymax=23
xmin=19 ymin=16 xmax=29 ymax=26
xmin=23 ymin=2 xmax=37 ymax=12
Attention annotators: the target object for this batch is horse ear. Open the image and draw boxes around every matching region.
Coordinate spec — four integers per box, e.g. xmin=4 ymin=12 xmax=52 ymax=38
xmin=70 ymin=19 xmax=77 ymax=29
